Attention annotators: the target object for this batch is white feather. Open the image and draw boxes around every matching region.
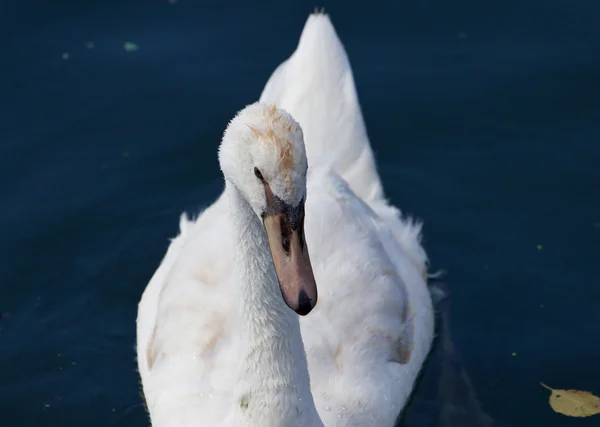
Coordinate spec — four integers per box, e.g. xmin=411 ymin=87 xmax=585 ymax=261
xmin=259 ymin=12 xmax=430 ymax=279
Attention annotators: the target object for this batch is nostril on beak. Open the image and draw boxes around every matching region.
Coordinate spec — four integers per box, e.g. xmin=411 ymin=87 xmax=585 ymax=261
xmin=295 ymin=289 xmax=314 ymax=316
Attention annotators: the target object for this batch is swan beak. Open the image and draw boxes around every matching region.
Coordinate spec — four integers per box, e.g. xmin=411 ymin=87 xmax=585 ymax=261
xmin=263 ymin=210 xmax=318 ymax=316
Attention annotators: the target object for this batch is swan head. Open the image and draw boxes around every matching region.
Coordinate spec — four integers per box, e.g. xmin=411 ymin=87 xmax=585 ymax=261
xmin=219 ymin=102 xmax=317 ymax=316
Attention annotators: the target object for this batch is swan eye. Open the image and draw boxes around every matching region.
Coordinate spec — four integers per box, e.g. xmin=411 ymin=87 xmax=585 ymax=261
xmin=254 ymin=167 xmax=264 ymax=181
xmin=280 ymin=217 xmax=291 ymax=254
xmin=282 ymin=234 xmax=290 ymax=253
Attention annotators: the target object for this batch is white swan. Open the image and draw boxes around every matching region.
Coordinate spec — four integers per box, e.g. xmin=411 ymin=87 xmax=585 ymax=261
xmin=259 ymin=13 xmax=430 ymax=280
xmin=137 ymin=102 xmax=433 ymax=427
xmin=137 ymin=13 xmax=435 ymax=427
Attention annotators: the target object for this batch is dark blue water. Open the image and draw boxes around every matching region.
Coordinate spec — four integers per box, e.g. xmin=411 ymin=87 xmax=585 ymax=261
xmin=2 ymin=0 xmax=599 ymax=426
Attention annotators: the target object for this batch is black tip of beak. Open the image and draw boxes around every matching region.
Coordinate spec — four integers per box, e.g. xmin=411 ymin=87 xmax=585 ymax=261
xmin=294 ymin=289 xmax=316 ymax=316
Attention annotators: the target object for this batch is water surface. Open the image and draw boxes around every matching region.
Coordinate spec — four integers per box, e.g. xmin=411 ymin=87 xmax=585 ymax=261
xmin=1 ymin=1 xmax=599 ymax=426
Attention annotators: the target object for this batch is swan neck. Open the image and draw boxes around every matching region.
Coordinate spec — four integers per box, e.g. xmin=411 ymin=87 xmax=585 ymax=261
xmin=225 ymin=182 xmax=298 ymax=332
xmin=224 ymin=182 xmax=321 ymax=426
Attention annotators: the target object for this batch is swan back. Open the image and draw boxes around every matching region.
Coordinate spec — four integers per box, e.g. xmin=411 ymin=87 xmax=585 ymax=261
xmin=260 ymin=13 xmax=384 ymax=203
xmin=260 ymin=13 xmax=430 ymax=279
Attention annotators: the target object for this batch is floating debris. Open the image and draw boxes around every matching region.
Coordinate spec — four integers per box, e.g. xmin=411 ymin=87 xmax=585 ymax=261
xmin=541 ymin=383 xmax=600 ymax=417
xmin=85 ymin=41 xmax=95 ymax=49
xmin=512 ymin=352 xmax=517 ymax=356
xmin=124 ymin=42 xmax=139 ymax=52
xmin=536 ymin=244 xmax=543 ymax=250
xmin=61 ymin=52 xmax=70 ymax=60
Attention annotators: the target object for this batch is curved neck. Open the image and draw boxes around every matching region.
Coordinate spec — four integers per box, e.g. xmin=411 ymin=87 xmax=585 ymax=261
xmin=225 ymin=182 xmax=322 ymax=427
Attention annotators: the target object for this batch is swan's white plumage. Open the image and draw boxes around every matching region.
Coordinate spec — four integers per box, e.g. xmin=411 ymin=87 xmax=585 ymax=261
xmin=260 ymin=14 xmax=383 ymax=205
xmin=137 ymin=12 xmax=434 ymax=427
xmin=259 ymin=13 xmax=429 ymax=279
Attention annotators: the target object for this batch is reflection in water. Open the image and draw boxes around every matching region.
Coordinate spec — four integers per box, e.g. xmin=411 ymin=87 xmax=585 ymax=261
xmin=399 ymin=281 xmax=506 ymax=427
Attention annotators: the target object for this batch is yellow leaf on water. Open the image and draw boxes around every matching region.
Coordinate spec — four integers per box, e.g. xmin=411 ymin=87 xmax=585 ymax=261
xmin=540 ymin=383 xmax=600 ymax=417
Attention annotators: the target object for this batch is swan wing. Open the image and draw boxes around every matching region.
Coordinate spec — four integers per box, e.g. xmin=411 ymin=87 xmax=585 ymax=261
xmin=136 ymin=196 xmax=238 ymax=426
xmin=301 ymin=167 xmax=434 ymax=426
